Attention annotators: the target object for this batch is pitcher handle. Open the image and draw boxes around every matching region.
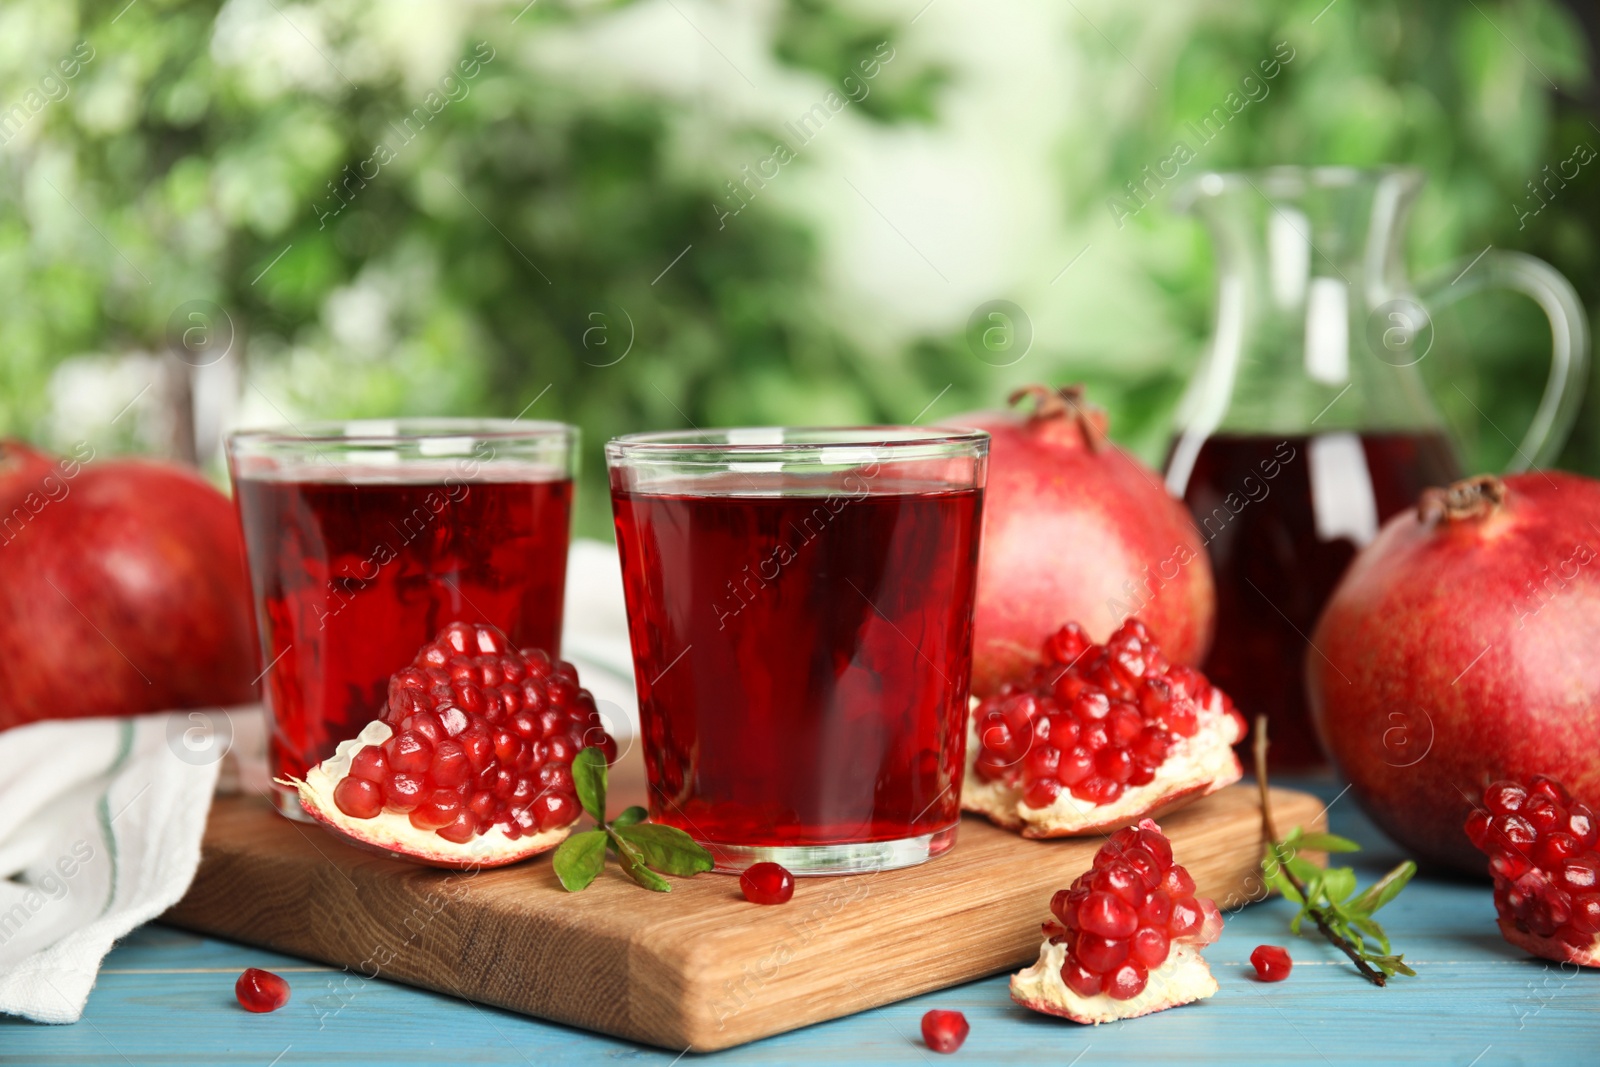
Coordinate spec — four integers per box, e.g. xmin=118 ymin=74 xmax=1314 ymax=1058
xmin=1419 ymin=250 xmax=1590 ymax=471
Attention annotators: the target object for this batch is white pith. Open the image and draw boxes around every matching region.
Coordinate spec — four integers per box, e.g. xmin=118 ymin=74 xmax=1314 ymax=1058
xmin=281 ymin=719 xmax=574 ymax=866
xmin=1009 ymin=937 xmax=1217 ymax=1024
xmin=961 ymin=691 xmax=1243 ymax=837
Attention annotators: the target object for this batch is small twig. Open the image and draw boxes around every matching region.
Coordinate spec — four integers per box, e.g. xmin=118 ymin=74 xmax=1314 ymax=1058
xmin=1254 ymin=715 xmax=1388 ymax=987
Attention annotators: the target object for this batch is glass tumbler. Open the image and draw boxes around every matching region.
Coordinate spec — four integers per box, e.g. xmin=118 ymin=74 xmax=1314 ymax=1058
xmin=607 ymin=426 xmax=988 ymax=873
xmin=227 ymin=419 xmax=576 ymax=818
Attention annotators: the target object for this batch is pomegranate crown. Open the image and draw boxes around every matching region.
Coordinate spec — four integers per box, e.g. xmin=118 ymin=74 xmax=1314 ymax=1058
xmin=1417 ymin=474 xmax=1506 ymax=525
xmin=1007 ymin=383 xmax=1108 ymax=453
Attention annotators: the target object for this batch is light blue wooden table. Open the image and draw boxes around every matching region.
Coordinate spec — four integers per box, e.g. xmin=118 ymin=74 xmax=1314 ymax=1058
xmin=2 ymin=781 xmax=1595 ymax=1066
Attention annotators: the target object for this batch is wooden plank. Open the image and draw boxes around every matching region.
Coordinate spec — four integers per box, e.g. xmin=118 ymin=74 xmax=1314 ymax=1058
xmin=163 ymin=750 xmax=1324 ymax=1053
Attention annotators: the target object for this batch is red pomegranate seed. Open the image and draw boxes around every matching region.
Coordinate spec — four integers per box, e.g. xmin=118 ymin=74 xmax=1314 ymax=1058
xmin=235 ymin=968 xmax=290 ymax=1013
xmin=1167 ymin=896 xmax=1203 ymax=938
xmin=1130 ymin=926 xmax=1170 ymax=967
xmin=740 ymin=862 xmax=795 ymax=905
xmin=1162 ymin=865 xmax=1197 ymax=896
xmin=1023 ymin=777 xmax=1062 ymax=809
xmin=1074 ymin=933 xmax=1128 ymax=972
xmin=1061 ymin=958 xmax=1102 ymax=997
xmin=920 ymin=1009 xmax=970 ymax=1054
xmin=333 ymin=776 xmax=382 ymax=819
xmin=1250 ymin=944 xmax=1292 ymax=981
xmin=1079 ymin=892 xmax=1138 ymax=938
xmin=1484 ymin=781 xmax=1527 ymax=814
xmin=1046 ymin=621 xmax=1089 ymax=664
xmin=349 ymin=745 xmax=388 ymax=782
xmin=1103 ymin=959 xmax=1148 ymax=1000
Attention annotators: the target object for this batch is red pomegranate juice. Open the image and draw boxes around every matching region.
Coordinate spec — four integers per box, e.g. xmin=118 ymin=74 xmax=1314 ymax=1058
xmin=611 ymin=478 xmax=983 ymax=852
xmin=1172 ymin=432 xmax=1459 ymax=767
xmin=235 ymin=466 xmax=572 ymax=789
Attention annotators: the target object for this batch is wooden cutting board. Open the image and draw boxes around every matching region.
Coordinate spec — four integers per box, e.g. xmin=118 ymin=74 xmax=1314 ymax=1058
xmin=164 ymin=748 xmax=1324 ymax=1053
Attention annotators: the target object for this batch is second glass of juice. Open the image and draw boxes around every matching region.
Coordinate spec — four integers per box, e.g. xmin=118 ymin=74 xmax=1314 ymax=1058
xmin=607 ymin=427 xmax=988 ymax=874
xmin=227 ymin=419 xmax=575 ymax=818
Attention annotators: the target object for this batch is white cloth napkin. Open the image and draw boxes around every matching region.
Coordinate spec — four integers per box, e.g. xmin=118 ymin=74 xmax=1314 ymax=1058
xmin=561 ymin=538 xmax=641 ymax=736
xmin=0 ymin=713 xmax=224 ymax=1023
xmin=0 ymin=538 xmax=638 ymax=1024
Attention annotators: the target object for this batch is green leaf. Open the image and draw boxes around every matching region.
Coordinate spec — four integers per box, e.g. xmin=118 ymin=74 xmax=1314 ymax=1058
xmin=1292 ymin=832 xmax=1363 ymax=854
xmin=612 ymin=805 xmax=648 ymax=828
xmin=1260 ymin=789 xmax=1418 ymax=985
xmin=1321 ymin=866 xmax=1357 ymax=904
xmin=1261 ymin=860 xmax=1303 ymax=904
xmin=1352 ymin=861 xmax=1418 ymax=916
xmin=1286 ymin=857 xmax=1324 ymax=886
xmin=1352 ymin=915 xmax=1392 ymax=956
xmin=572 ymin=747 xmax=608 ymax=823
xmin=1369 ymin=953 xmax=1417 ymax=978
xmin=613 ymin=823 xmax=715 ymax=877
xmin=552 ymin=830 xmax=608 ymax=892
xmin=610 ymin=831 xmax=672 ymax=892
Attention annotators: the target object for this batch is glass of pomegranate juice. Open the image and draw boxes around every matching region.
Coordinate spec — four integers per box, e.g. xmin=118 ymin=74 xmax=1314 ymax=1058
xmin=607 ymin=427 xmax=989 ymax=873
xmin=227 ymin=419 xmax=576 ymax=819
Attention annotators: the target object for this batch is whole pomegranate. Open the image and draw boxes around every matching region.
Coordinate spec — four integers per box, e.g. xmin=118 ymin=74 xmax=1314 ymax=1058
xmin=1310 ymin=473 xmax=1600 ymax=875
xmin=957 ymin=385 xmax=1214 ymax=696
xmin=0 ymin=439 xmax=257 ymax=729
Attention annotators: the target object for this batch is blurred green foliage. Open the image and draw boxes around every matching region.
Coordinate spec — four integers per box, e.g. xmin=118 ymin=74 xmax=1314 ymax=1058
xmin=0 ymin=0 xmax=1595 ymax=535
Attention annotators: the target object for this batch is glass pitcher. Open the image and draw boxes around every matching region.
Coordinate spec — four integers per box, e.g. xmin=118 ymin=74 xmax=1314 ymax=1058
xmin=1164 ymin=166 xmax=1589 ymax=769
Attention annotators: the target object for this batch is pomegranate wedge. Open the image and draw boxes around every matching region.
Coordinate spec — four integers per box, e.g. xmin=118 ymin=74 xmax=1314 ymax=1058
xmin=283 ymin=622 xmax=616 ymax=869
xmin=1469 ymin=774 xmax=1600 ymax=967
xmin=963 ymin=619 xmax=1244 ymax=837
xmin=1012 ymin=819 xmax=1221 ymax=1023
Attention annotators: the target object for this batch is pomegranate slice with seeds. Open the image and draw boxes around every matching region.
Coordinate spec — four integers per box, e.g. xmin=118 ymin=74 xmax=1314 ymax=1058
xmin=281 ymin=622 xmax=617 ymax=869
xmin=1468 ymin=774 xmax=1600 ymax=968
xmin=962 ymin=619 xmax=1245 ymax=838
xmin=1010 ymin=819 xmax=1221 ymax=1023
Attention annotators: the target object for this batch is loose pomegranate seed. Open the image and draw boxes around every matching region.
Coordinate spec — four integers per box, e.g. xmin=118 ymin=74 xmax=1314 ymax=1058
xmin=1250 ymin=944 xmax=1292 ymax=981
xmin=235 ymin=967 xmax=290 ymax=1012
xmin=1470 ymin=774 xmax=1600 ymax=955
xmin=920 ymin=1009 xmax=970 ymax=1053
xmin=740 ymin=862 xmax=795 ymax=905
xmin=328 ymin=623 xmax=616 ymax=845
xmin=972 ymin=618 xmax=1242 ymax=808
xmin=1047 ymin=819 xmax=1221 ymax=1001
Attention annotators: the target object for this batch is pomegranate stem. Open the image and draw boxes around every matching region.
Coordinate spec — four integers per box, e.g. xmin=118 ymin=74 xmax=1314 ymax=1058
xmin=1417 ymin=474 xmax=1506 ymax=524
xmin=1254 ymin=715 xmax=1389 ymax=988
xmin=1006 ymin=383 xmax=1107 ymax=453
